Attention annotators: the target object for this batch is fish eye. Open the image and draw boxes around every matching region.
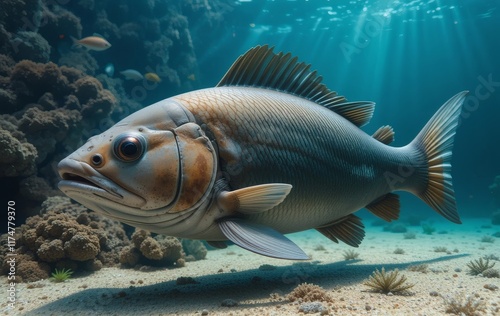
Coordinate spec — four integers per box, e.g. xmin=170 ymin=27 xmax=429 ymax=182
xmin=114 ymin=134 xmax=145 ymax=162
xmin=91 ymin=154 xmax=103 ymax=166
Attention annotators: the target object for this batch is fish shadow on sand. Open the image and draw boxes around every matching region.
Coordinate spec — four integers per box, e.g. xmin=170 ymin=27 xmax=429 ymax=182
xmin=26 ymin=254 xmax=468 ymax=315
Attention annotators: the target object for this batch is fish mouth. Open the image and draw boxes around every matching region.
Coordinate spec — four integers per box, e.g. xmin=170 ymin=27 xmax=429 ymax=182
xmin=57 ymin=158 xmax=146 ymax=208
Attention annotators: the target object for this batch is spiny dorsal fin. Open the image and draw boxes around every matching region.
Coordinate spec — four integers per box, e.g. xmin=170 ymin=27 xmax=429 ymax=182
xmin=372 ymin=125 xmax=395 ymax=144
xmin=365 ymin=193 xmax=400 ymax=222
xmin=217 ymin=45 xmax=375 ymax=127
xmin=316 ymin=214 xmax=365 ymax=247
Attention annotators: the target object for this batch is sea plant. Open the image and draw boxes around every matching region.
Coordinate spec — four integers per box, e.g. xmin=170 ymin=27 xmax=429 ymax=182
xmin=443 ymin=293 xmax=486 ymax=315
xmin=50 ymin=268 xmax=73 ymax=282
xmin=480 ymin=236 xmax=495 ymax=243
xmin=342 ymin=249 xmax=359 ymax=260
xmin=403 ymin=232 xmax=416 ymax=239
xmin=407 ymin=264 xmax=429 ymax=273
xmin=393 ymin=248 xmax=405 ymax=254
xmin=483 ymin=254 xmax=499 ymax=261
xmin=434 ymin=246 xmax=448 ymax=253
xmin=466 ymin=258 xmax=495 ymax=276
xmin=363 ymin=268 xmax=414 ymax=294
xmin=422 ymin=224 xmax=436 ymax=235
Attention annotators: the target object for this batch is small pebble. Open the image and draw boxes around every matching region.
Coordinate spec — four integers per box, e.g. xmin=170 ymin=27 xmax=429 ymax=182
xmin=221 ymin=299 xmax=238 ymax=307
xmin=429 ymin=291 xmax=439 ymax=297
xmin=454 ymin=268 xmax=462 ymax=272
xmin=386 ymin=292 xmax=394 ymax=296
xmin=483 ymin=284 xmax=498 ymax=291
xmin=365 ymin=305 xmax=372 ymax=311
xmin=201 ymin=309 xmax=209 ymax=315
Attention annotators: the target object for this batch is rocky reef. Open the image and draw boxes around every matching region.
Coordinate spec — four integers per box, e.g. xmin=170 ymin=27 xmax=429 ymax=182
xmin=119 ymin=230 xmax=207 ymax=269
xmin=0 ymin=58 xmax=118 ymax=221
xmin=1 ymin=197 xmax=129 ymax=282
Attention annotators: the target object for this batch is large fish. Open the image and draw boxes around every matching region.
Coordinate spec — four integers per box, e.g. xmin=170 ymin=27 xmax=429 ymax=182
xmin=58 ymin=46 xmax=466 ymax=260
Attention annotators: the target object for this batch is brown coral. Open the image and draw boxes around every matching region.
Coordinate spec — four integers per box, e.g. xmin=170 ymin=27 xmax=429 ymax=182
xmin=120 ymin=230 xmax=185 ymax=268
xmin=287 ymin=283 xmax=333 ymax=303
xmin=0 ymin=128 xmax=37 ymax=177
xmin=0 ymin=196 xmax=130 ymax=282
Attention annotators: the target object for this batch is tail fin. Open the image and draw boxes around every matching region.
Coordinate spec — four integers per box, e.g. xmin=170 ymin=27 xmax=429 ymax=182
xmin=410 ymin=91 xmax=467 ymax=224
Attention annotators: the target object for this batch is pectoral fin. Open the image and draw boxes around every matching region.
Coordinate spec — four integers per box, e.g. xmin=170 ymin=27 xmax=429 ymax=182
xmin=217 ymin=183 xmax=292 ymax=214
xmin=316 ymin=214 xmax=365 ymax=247
xmin=218 ymin=218 xmax=309 ymax=260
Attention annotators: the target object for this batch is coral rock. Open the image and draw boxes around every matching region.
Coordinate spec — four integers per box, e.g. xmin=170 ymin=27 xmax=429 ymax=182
xmin=0 ymin=128 xmax=37 ymax=177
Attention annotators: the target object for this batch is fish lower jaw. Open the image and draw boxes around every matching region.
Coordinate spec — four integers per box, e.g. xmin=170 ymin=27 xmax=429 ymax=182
xmin=58 ymin=179 xmax=145 ymax=209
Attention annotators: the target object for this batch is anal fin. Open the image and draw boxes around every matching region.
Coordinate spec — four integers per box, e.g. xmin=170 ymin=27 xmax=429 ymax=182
xmin=218 ymin=218 xmax=309 ymax=260
xmin=365 ymin=193 xmax=400 ymax=222
xmin=316 ymin=214 xmax=365 ymax=247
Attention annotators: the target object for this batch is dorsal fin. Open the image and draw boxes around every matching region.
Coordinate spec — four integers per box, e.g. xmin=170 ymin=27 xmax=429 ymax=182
xmin=372 ymin=125 xmax=395 ymax=144
xmin=218 ymin=45 xmax=375 ymax=127
xmin=316 ymin=214 xmax=365 ymax=247
xmin=365 ymin=193 xmax=400 ymax=222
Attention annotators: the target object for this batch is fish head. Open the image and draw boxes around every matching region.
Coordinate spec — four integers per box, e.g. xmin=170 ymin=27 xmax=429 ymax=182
xmin=57 ymin=100 xmax=218 ymax=227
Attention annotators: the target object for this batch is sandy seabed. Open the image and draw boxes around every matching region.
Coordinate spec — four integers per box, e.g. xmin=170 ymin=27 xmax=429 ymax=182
xmin=1 ymin=218 xmax=499 ymax=315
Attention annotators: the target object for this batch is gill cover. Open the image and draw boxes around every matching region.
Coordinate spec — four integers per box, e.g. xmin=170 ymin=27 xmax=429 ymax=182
xmin=169 ymin=122 xmax=218 ymax=213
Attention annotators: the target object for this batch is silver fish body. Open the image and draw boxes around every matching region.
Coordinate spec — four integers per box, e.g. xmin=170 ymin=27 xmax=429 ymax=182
xmin=173 ymin=86 xmax=415 ymax=233
xmin=58 ymin=46 xmax=466 ymax=259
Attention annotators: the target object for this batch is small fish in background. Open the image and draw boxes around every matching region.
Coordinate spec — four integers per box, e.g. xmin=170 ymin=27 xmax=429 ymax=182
xmin=145 ymin=72 xmax=161 ymax=83
xmin=187 ymin=74 xmax=196 ymax=81
xmin=120 ymin=69 xmax=144 ymax=81
xmin=71 ymin=33 xmax=111 ymax=51
xmin=104 ymin=63 xmax=114 ymax=77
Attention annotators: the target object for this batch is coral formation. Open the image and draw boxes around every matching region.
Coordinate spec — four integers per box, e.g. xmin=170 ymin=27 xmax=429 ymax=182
xmin=182 ymin=239 xmax=208 ymax=261
xmin=0 ymin=59 xmax=120 ymax=221
xmin=287 ymin=283 xmax=333 ymax=302
xmin=119 ymin=230 xmax=186 ymax=268
xmin=0 ymin=196 xmax=129 ymax=282
xmin=363 ymin=268 xmax=414 ymax=294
